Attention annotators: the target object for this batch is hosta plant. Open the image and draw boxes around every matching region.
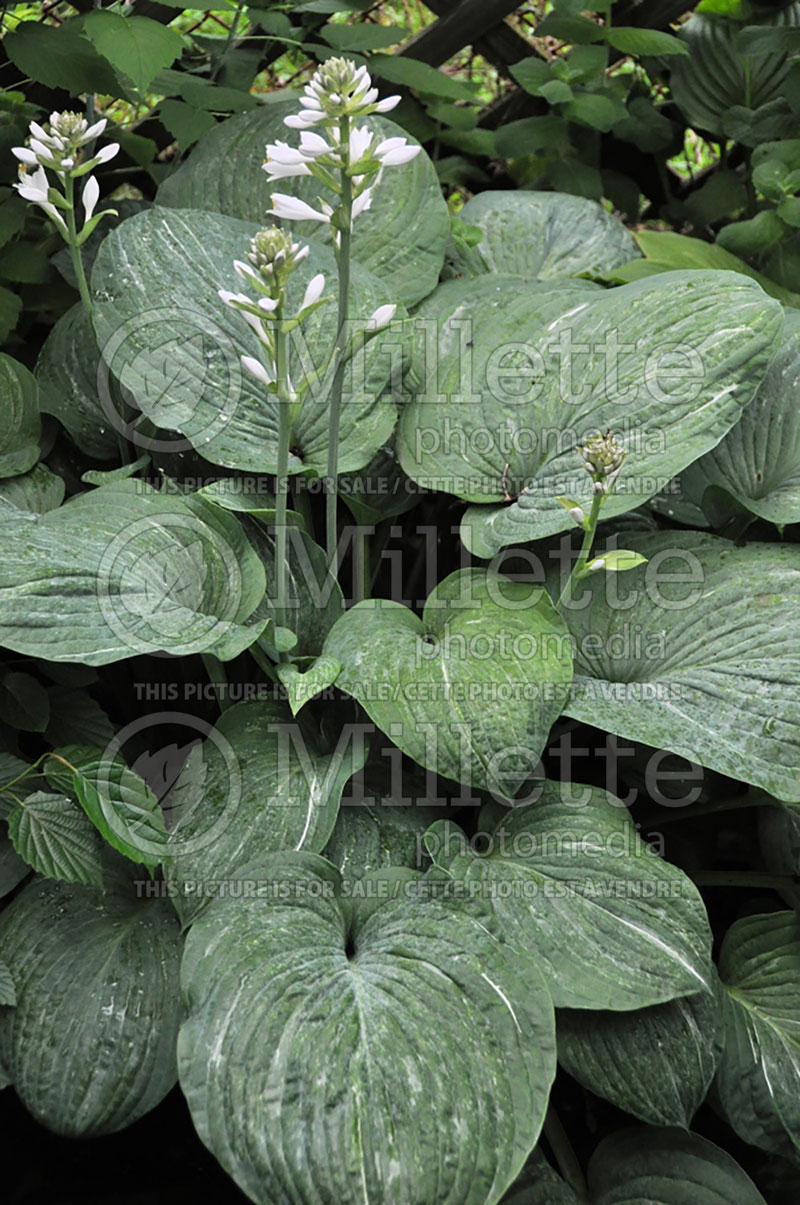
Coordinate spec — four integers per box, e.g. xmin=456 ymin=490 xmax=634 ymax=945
xmin=0 ymin=53 xmax=798 ymax=1205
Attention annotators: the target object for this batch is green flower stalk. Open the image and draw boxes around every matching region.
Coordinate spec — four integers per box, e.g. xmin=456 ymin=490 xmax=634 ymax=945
xmin=263 ymin=57 xmax=419 ymax=570
xmin=13 ymin=111 xmax=119 ymax=315
xmin=557 ymin=429 xmax=639 ymax=611
xmin=219 ymin=228 xmax=329 ymax=646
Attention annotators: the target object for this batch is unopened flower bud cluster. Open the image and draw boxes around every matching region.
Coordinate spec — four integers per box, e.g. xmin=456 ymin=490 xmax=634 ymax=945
xmin=264 ymin=58 xmax=420 ymax=237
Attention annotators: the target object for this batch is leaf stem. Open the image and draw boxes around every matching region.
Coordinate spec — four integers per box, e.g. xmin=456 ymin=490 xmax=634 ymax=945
xmin=325 ymin=113 xmax=352 ymax=573
xmin=201 ymin=652 xmax=229 ymax=711
xmin=544 ymin=1103 xmax=588 ymax=1201
xmin=64 ymin=173 xmax=93 ymax=316
xmin=354 ymin=525 xmax=370 ymax=603
xmin=275 ymin=310 xmax=291 ymax=656
xmin=557 ymin=488 xmax=603 ymax=612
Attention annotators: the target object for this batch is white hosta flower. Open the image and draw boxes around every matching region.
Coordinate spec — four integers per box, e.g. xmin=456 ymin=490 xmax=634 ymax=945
xmin=300 ymin=273 xmax=325 ymax=312
xmin=368 ymin=304 xmax=396 ymax=331
xmin=241 ymin=355 xmax=275 ymax=388
xmin=14 ymin=165 xmax=66 ymax=233
xmin=268 ymin=193 xmax=331 ymax=224
xmin=82 ymin=175 xmax=99 ymax=222
xmin=13 ymin=111 xmax=118 ymax=179
xmin=374 ymin=137 xmax=421 ymax=167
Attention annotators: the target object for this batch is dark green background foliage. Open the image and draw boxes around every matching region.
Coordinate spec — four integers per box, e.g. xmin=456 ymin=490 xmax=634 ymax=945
xmin=1 ymin=2 xmax=800 ymax=1203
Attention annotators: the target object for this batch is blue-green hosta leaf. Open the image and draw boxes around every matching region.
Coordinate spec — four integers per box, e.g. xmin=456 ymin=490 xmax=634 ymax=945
xmin=426 ymin=781 xmax=712 ymax=1010
xmin=0 ymin=960 xmax=14 ymax=1007
xmin=557 ymin=979 xmax=722 ymax=1126
xmin=0 ymin=463 xmax=65 ymax=517
xmin=443 ymin=190 xmax=638 ymax=281
xmin=241 ymin=517 xmax=344 ymax=660
xmin=670 ymin=5 xmax=800 ymax=138
xmin=0 ymin=671 xmax=49 ymax=733
xmin=157 ymin=104 xmax=449 ymax=307
xmin=0 ymin=830 xmax=28 ymax=899
xmin=277 ymin=655 xmax=341 ymax=715
xmin=560 ymin=531 xmax=800 ymax=802
xmin=92 ymin=209 xmax=402 ymax=476
xmin=588 ymin=1127 xmax=767 ymax=1204
xmin=716 ymin=911 xmax=800 ymax=1159
xmin=45 ymin=745 xmax=168 ymax=871
xmin=35 ymin=303 xmax=119 ymax=461
xmin=501 ymin=1149 xmax=578 ymax=1204
xmin=0 ymin=353 xmax=39 ymax=477
xmin=664 ymin=310 xmax=800 ymax=526
xmin=397 ymin=271 xmax=782 ymax=556
xmin=323 ymin=568 xmax=573 ymax=801
xmin=323 ymin=800 xmax=435 ymax=882
xmin=165 ymin=699 xmax=367 ymax=922
xmin=0 ymin=480 xmax=266 ymax=664
xmin=178 ymin=853 xmax=556 ymax=1205
xmin=7 ymin=791 xmax=105 ymax=888
xmin=0 ymin=876 xmax=183 ymax=1135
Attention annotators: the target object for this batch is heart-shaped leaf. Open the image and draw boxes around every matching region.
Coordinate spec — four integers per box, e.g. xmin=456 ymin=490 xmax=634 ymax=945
xmin=666 ymin=309 xmax=800 ymax=526
xmin=165 ymin=699 xmax=368 ymax=922
xmin=557 ymin=979 xmax=722 ymax=1126
xmin=157 ymin=103 xmax=449 ymax=307
xmin=0 ymin=875 xmax=183 ymax=1135
xmin=559 ymin=531 xmax=800 ymax=802
xmin=323 ymin=568 xmax=573 ymax=801
xmin=0 ymin=463 xmax=65 ymax=517
xmin=716 ymin=911 xmax=800 ymax=1158
xmin=0 ymin=481 xmax=266 ymax=664
xmin=443 ymin=190 xmax=638 ymax=281
xmin=92 ymin=209 xmax=402 ymax=476
xmin=588 ymin=1127 xmax=767 ymax=1204
xmin=426 ymin=780 xmax=713 ymax=1010
xmin=178 ymin=852 xmax=556 ymax=1205
xmin=35 ymin=303 xmax=119 ymax=461
xmin=397 ymin=271 xmax=782 ymax=556
xmin=0 ymin=353 xmax=39 ymax=478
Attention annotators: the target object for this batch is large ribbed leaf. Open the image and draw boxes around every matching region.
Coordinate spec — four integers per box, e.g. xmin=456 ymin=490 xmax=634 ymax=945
xmin=560 ymin=531 xmax=800 ymax=802
xmin=0 ymin=480 xmax=266 ymax=664
xmin=0 ymin=876 xmax=183 ymax=1135
xmin=444 ymin=191 xmax=638 ymax=281
xmin=178 ymin=853 xmax=556 ymax=1205
xmin=323 ymin=568 xmax=572 ymax=801
xmin=0 ymin=353 xmax=39 ymax=478
xmin=665 ymin=310 xmax=800 ymax=526
xmin=427 ymin=781 xmax=713 ymax=1010
xmin=396 ymin=271 xmax=782 ymax=557
xmin=92 ymin=208 xmax=401 ymax=476
xmin=670 ymin=6 xmax=800 ymax=138
xmin=322 ymin=801 xmax=434 ymax=882
xmin=716 ymin=911 xmax=800 ymax=1158
xmin=157 ymin=104 xmax=449 ymax=307
xmin=35 ymin=303 xmax=118 ymax=461
xmin=165 ymin=699 xmax=367 ymax=922
xmin=588 ymin=1128 xmax=766 ymax=1204
xmin=0 ymin=463 xmax=64 ymax=517
xmin=558 ymin=981 xmax=722 ymax=1126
